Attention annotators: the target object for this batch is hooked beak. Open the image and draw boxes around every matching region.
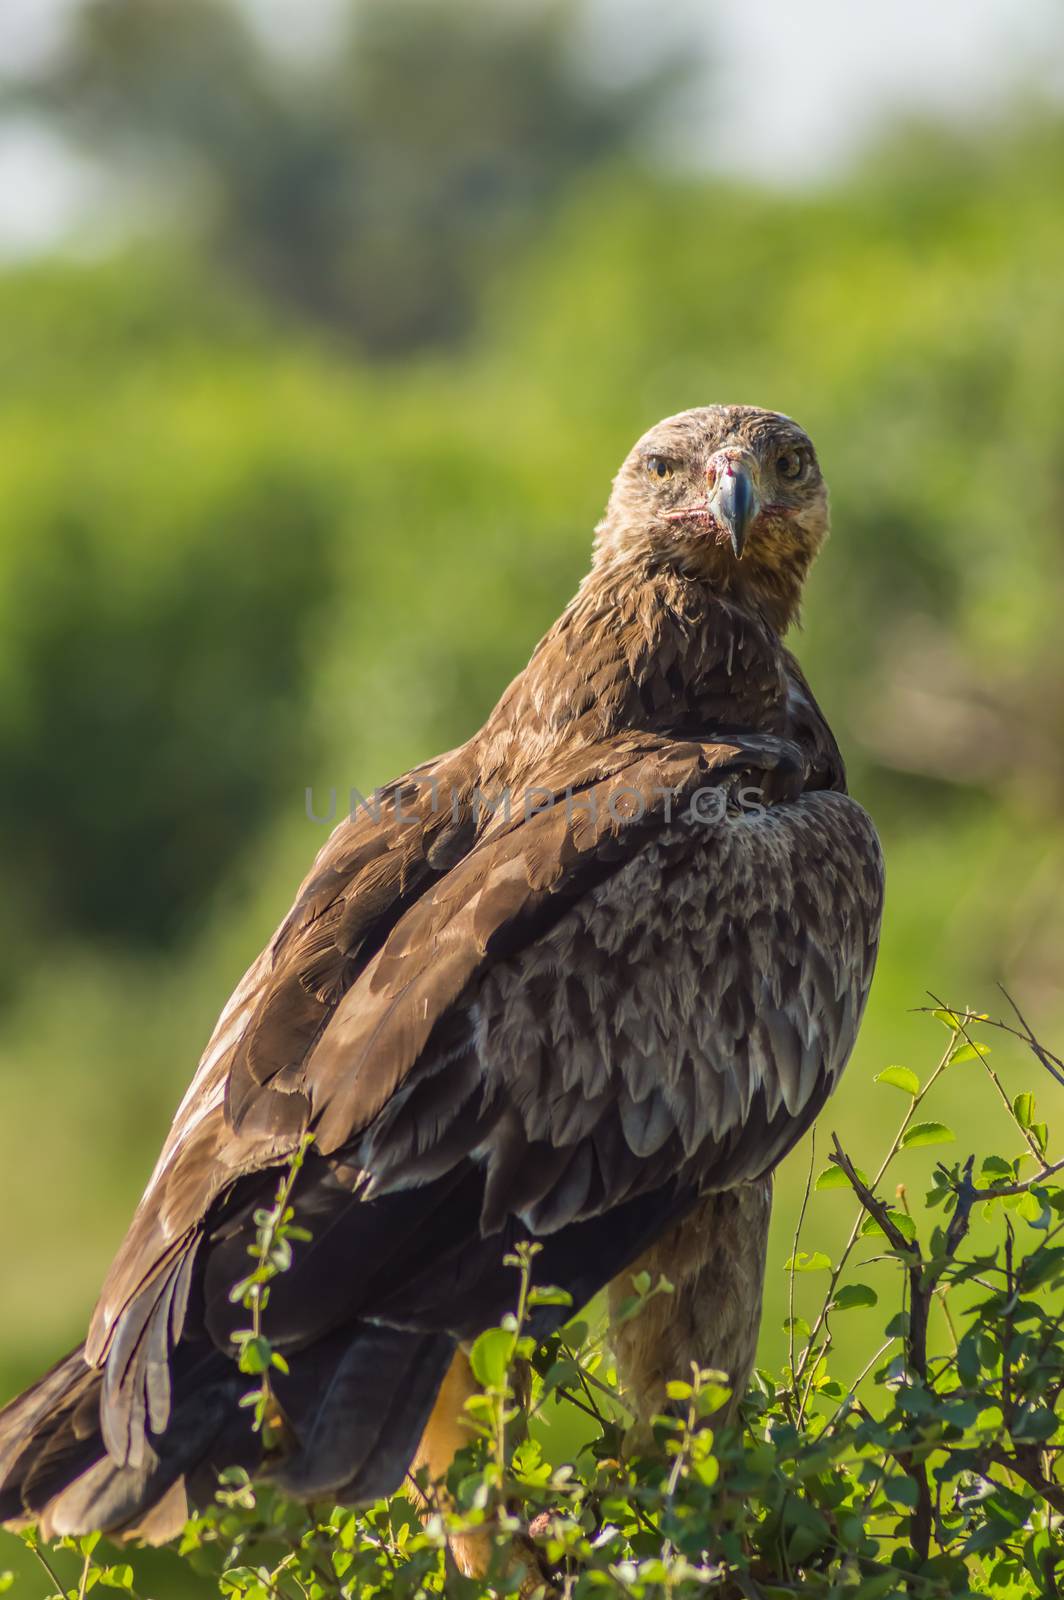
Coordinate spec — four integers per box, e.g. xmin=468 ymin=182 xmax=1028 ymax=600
xmin=708 ymin=452 xmax=759 ymax=559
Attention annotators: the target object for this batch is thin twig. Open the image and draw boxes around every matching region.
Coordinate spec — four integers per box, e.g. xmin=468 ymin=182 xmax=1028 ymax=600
xmin=788 ymin=1133 xmax=816 ymax=1380
xmin=26 ymin=1541 xmax=69 ymax=1600
xmin=969 ymin=1153 xmax=1064 ymax=1200
xmin=557 ymin=1339 xmax=629 ymax=1423
xmin=927 ymin=994 xmax=1046 ymax=1163
xmin=912 ymin=997 xmax=1064 ymax=1091
xmin=998 ymin=986 xmax=1064 ymax=1090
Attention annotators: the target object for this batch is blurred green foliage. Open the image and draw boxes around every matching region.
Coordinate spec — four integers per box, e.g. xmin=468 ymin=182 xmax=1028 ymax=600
xmin=1 ymin=1 xmax=1063 ymax=1592
xmin=4 ymin=0 xmax=673 ymax=354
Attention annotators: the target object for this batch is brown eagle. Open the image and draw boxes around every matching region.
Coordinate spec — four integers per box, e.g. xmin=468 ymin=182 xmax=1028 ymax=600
xmin=0 ymin=405 xmax=882 ymax=1556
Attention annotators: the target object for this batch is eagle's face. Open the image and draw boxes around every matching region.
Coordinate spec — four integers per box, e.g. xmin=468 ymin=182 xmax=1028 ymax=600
xmin=596 ymin=406 xmax=830 ymax=626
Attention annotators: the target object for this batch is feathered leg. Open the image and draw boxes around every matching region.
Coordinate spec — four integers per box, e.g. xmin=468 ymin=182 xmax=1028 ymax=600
xmin=608 ymin=1177 xmax=773 ymax=1444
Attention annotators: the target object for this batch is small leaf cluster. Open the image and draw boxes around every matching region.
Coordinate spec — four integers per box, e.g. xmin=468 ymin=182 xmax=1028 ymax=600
xmin=228 ymin=1134 xmax=315 ymax=1440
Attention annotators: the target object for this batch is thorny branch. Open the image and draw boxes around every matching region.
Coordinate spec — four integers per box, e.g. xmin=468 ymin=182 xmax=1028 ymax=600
xmin=830 ymin=1031 xmax=1064 ymax=1572
xmin=792 ymin=1024 xmax=960 ymax=1418
xmin=827 ymin=1134 xmax=970 ymax=1561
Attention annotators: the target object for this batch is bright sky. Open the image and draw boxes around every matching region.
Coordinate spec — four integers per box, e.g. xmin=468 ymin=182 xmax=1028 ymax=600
xmin=0 ymin=0 xmax=1062 ymax=251
xmin=680 ymin=0 xmax=1064 ymax=181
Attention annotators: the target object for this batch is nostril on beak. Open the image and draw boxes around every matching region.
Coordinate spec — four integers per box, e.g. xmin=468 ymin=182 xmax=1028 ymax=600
xmin=707 ymin=454 xmax=758 ymax=558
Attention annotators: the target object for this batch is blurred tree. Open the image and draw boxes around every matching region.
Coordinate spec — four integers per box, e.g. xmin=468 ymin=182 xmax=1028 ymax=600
xmin=0 ymin=448 xmax=337 ymax=953
xmin=2 ymin=0 xmax=677 ymax=354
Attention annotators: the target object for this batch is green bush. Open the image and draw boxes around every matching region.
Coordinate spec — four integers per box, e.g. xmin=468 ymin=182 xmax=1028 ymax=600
xmin=8 ymin=1007 xmax=1063 ymax=1598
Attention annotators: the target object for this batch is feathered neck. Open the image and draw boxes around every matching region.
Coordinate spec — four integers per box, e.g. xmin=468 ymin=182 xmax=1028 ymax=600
xmin=475 ymin=557 xmax=793 ymax=790
xmin=592 ymin=523 xmax=811 ymax=638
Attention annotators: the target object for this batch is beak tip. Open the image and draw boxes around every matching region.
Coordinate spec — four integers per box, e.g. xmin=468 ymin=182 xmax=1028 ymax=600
xmin=711 ymin=459 xmax=757 ymax=559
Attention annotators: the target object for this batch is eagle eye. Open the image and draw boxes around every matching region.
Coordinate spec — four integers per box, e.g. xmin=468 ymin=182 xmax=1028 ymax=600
xmin=777 ymin=448 xmax=807 ymax=481
xmin=645 ymin=455 xmax=674 ymax=481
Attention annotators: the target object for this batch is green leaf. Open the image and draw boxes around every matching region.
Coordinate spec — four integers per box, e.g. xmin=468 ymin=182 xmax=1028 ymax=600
xmin=884 ymin=1474 xmax=919 ymax=1509
xmin=860 ymin=1209 xmax=917 ymax=1242
xmin=783 ymin=1251 xmax=832 ymax=1272
xmin=469 ymin=1327 xmax=512 ymax=1388
xmin=526 ymin=1285 xmax=573 ymax=1308
xmin=948 ymin=1040 xmax=990 ymax=1065
xmin=851 ymin=1575 xmax=898 ymax=1599
xmin=1013 ymin=1092 xmax=1035 ymax=1129
xmin=1018 ymin=1188 xmax=1049 ymax=1226
xmin=1019 ymin=1246 xmax=1064 ymax=1289
xmin=665 ymin=1379 xmax=692 ymax=1401
xmin=900 ymin=1120 xmax=954 ymax=1149
xmin=540 ymin=1357 xmax=581 ymax=1397
xmin=1011 ymin=1406 xmax=1057 ymax=1443
xmin=832 ymin=1283 xmax=878 ymax=1311
xmin=237 ymin=1336 xmax=273 ymax=1375
xmin=956 ymin=1332 xmax=980 ymax=1385
xmin=266 ymin=1239 xmax=292 ymax=1273
xmin=783 ymin=1499 xmax=831 ymax=1563
xmin=875 ymin=1065 xmax=920 ymax=1096
xmin=815 ymin=1163 xmax=868 ymax=1190
xmin=697 ymin=1381 xmax=732 ymax=1415
xmin=100 ymin=1567 xmax=134 ymax=1591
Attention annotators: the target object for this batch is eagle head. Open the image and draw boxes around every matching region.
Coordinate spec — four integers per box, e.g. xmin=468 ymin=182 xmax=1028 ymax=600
xmin=595 ymin=405 xmax=831 ymax=632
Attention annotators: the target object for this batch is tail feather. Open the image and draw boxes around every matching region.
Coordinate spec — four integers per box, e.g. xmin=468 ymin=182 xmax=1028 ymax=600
xmin=0 ymin=1349 xmax=90 ymax=1473
xmin=270 ymin=1325 xmax=455 ymax=1503
xmin=42 ymin=1366 xmax=237 ymax=1540
xmin=101 ymin=1247 xmax=197 ymax=1466
xmin=20 ymin=1414 xmax=102 ymax=1519
xmin=1 ymin=1323 xmax=456 ymax=1537
xmin=0 ymin=1342 xmax=249 ymax=1540
xmin=0 ymin=1348 xmax=96 ymax=1523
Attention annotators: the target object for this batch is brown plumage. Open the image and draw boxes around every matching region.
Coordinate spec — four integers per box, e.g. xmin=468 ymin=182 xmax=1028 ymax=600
xmin=0 ymin=405 xmax=883 ymax=1555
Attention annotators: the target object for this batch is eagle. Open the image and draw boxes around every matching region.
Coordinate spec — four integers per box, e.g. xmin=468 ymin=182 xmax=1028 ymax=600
xmin=0 ymin=405 xmax=883 ymax=1572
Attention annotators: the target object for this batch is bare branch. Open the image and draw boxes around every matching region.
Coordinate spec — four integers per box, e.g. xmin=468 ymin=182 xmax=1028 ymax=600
xmin=828 ymin=1135 xmax=916 ymax=1257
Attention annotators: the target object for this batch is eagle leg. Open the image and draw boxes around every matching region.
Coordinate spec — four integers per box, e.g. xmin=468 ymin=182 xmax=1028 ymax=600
xmin=608 ymin=1177 xmax=772 ymax=1453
